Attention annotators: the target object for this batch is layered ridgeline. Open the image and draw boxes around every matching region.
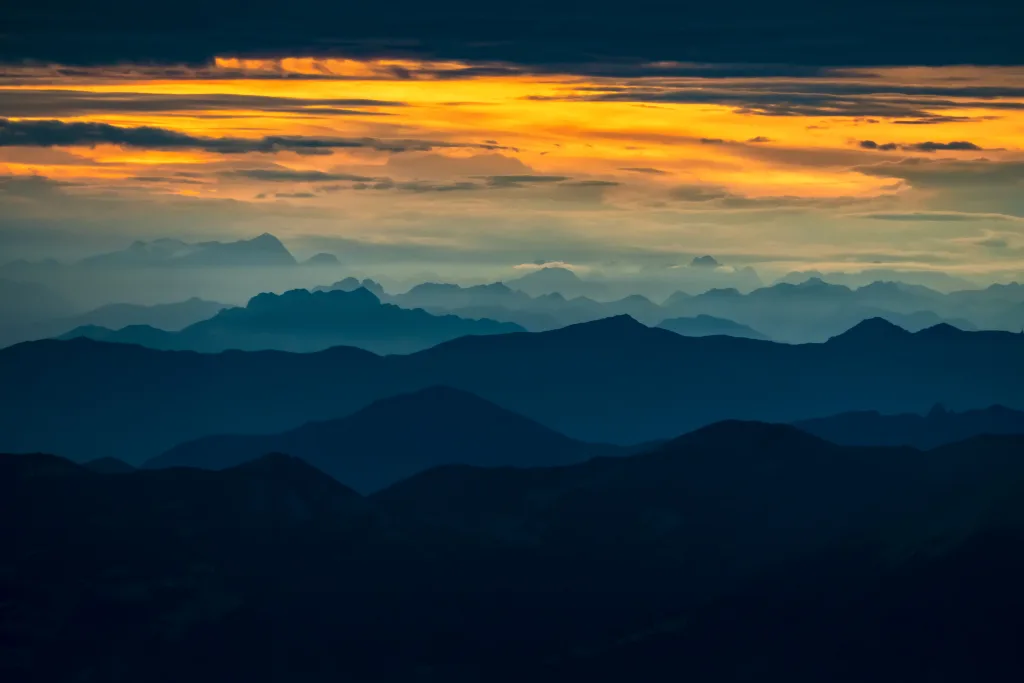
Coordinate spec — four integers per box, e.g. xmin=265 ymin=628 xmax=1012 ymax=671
xmin=5 ymin=424 xmax=1024 ymax=682
xmin=60 ymin=287 xmax=522 ymax=355
xmin=147 ymin=387 xmax=627 ymax=493
xmin=3 ymin=316 xmax=1024 ymax=463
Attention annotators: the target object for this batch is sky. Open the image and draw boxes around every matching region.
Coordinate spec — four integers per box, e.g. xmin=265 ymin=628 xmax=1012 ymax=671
xmin=2 ymin=0 xmax=1024 ymax=281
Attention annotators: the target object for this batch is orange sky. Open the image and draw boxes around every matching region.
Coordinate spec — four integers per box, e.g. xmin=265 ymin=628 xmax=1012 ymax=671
xmin=1 ymin=58 xmax=1023 ymax=276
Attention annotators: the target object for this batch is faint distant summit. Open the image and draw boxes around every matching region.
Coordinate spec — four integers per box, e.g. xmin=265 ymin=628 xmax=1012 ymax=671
xmin=507 ymin=266 xmax=610 ymax=299
xmin=303 ymin=253 xmax=340 ymax=266
xmin=690 ymin=255 xmax=721 ymax=268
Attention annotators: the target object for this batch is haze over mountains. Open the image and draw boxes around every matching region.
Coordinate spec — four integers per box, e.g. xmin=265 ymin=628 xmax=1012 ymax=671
xmin=376 ymin=270 xmax=1023 ymax=342
xmin=4 ymin=234 xmax=1024 ymax=351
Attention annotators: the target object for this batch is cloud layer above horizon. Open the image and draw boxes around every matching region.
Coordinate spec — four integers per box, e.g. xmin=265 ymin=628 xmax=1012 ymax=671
xmin=1 ymin=49 xmax=1024 ymax=279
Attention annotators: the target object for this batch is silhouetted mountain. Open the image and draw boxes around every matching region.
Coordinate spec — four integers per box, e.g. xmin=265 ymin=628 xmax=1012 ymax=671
xmin=79 ymin=233 xmax=297 ymax=267
xmin=506 ymin=266 xmax=609 ymax=299
xmin=6 ymin=428 xmax=1024 ymax=682
xmin=794 ymin=404 xmax=1024 ymax=449
xmin=658 ymin=314 xmax=768 ymax=340
xmin=50 ymin=297 xmax=230 ymax=333
xmin=59 ymin=322 xmax=178 ymax=346
xmin=60 ymin=287 xmax=523 ymax=355
xmin=82 ymin=456 xmax=137 ymax=473
xmin=4 ymin=316 xmax=1024 ymax=462
xmin=148 ymin=387 xmax=624 ymax=493
xmin=374 ymin=421 xmax=922 ymax=555
xmin=394 ymin=281 xmax=530 ymax=310
xmin=313 ymin=276 xmax=386 ymax=297
xmin=302 ymin=252 xmax=340 ymax=266
xmin=690 ymin=255 xmax=721 ymax=268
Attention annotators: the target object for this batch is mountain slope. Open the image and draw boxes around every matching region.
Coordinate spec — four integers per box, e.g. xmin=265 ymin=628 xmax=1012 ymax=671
xmin=795 ymin=404 xmax=1024 ymax=449
xmin=148 ymin=387 xmax=624 ymax=493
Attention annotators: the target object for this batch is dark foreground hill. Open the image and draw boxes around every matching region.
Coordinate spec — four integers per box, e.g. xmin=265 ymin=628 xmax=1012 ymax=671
xmin=3 ymin=316 xmax=1024 ymax=462
xmin=148 ymin=387 xmax=625 ymax=493
xmin=4 ymin=426 xmax=1024 ymax=682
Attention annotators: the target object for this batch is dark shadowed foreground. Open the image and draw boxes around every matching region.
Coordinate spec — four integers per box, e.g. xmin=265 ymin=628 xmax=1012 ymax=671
xmin=4 ymin=423 xmax=1024 ymax=682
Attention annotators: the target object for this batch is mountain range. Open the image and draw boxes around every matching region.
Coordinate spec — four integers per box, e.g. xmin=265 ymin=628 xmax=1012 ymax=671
xmin=377 ymin=275 xmax=1022 ymax=341
xmin=60 ymin=287 xmax=522 ymax=355
xmin=4 ymin=316 xmax=1023 ymax=463
xmin=6 ymin=423 xmax=1024 ymax=682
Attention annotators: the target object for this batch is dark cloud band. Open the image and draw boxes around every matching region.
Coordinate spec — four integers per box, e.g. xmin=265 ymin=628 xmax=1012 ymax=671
xmin=0 ymin=118 xmax=513 ymax=154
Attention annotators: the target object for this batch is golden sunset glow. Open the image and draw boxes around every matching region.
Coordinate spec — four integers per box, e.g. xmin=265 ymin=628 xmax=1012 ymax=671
xmin=2 ymin=57 xmax=1024 ymax=275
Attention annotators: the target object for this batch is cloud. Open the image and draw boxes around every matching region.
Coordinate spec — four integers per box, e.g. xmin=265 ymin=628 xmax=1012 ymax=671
xmin=384 ymin=152 xmax=532 ymax=178
xmin=853 ymin=212 xmax=1019 ymax=222
xmin=669 ymin=185 xmax=730 ymax=202
xmin=859 ymin=140 xmax=899 ymax=151
xmin=620 ymin=167 xmax=668 ymax=175
xmin=225 ymin=169 xmax=379 ymax=182
xmin=699 ymin=137 xmax=726 ymax=144
xmin=855 ymin=158 xmax=1024 ymax=189
xmin=353 ymin=179 xmax=484 ymax=192
xmin=533 ymin=83 xmax=1024 ymax=121
xmin=978 ymin=237 xmax=1009 ymax=249
xmin=859 ymin=139 xmax=985 ymax=153
xmin=0 ymin=118 xmax=515 ymax=154
xmin=747 ymin=136 xmax=772 ymax=143
xmin=484 ymin=175 xmax=570 ymax=188
xmin=562 ymin=180 xmax=620 ymax=187
xmin=0 ymin=90 xmax=403 ymax=117
xmin=274 ymin=192 xmax=317 ymax=198
xmin=512 ymin=260 xmax=582 ymax=272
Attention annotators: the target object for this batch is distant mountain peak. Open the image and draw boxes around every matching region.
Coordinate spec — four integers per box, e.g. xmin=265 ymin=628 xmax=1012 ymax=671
xmin=303 ymin=252 xmax=340 ymax=266
xmin=830 ymin=317 xmax=910 ymax=342
xmin=690 ymin=255 xmax=721 ymax=268
xmin=916 ymin=322 xmax=964 ymax=337
xmin=668 ymin=420 xmax=828 ymax=451
xmin=514 ymin=266 xmax=581 ymax=282
xmin=550 ymin=314 xmax=652 ymax=339
xmin=251 ymin=232 xmax=284 ymax=245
